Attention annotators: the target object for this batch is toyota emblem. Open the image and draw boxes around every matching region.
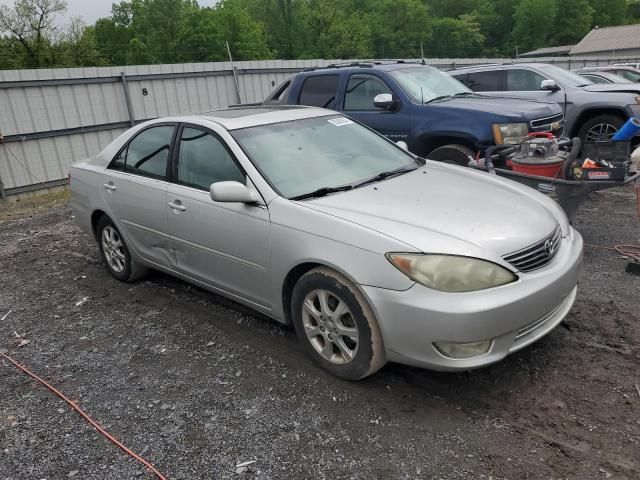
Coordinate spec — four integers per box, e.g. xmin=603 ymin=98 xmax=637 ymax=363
xmin=544 ymin=238 xmax=555 ymax=256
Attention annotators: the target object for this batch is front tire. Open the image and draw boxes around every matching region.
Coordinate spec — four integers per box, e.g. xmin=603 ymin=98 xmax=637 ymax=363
xmin=577 ymin=114 xmax=625 ymax=143
xmin=426 ymin=144 xmax=474 ymax=166
xmin=96 ymin=216 xmax=147 ymax=282
xmin=291 ymin=267 xmax=386 ymax=380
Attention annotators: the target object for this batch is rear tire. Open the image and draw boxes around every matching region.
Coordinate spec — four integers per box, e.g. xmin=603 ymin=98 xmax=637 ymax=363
xmin=426 ymin=144 xmax=474 ymax=166
xmin=291 ymin=267 xmax=386 ymax=380
xmin=96 ymin=215 xmax=147 ymax=282
xmin=577 ymin=114 xmax=625 ymax=143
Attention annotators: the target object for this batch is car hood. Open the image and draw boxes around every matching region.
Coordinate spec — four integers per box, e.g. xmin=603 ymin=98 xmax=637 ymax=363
xmin=300 ymin=163 xmax=560 ymax=256
xmin=429 ymin=95 xmax=561 ymax=119
xmin=582 ymin=83 xmax=640 ymax=94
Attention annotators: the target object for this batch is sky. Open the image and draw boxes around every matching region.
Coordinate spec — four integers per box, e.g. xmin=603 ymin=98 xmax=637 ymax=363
xmin=0 ymin=0 xmax=219 ymax=24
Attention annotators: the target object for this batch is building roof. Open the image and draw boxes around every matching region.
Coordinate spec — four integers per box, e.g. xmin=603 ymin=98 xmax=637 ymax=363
xmin=571 ymin=24 xmax=640 ymax=55
xmin=520 ymin=45 xmax=574 ymax=58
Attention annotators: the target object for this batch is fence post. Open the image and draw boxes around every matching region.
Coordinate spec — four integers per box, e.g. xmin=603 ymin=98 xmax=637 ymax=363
xmin=226 ymin=41 xmax=242 ymax=104
xmin=0 ymin=177 xmax=6 ymax=200
xmin=120 ymin=72 xmax=135 ymax=127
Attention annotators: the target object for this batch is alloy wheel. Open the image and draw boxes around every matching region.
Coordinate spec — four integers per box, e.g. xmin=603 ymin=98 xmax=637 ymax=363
xmin=585 ymin=123 xmax=618 ymax=142
xmin=101 ymin=225 xmax=126 ymax=273
xmin=301 ymin=289 xmax=359 ymax=364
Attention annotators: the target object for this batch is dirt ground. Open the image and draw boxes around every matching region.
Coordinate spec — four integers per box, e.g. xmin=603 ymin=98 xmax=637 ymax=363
xmin=0 ymin=184 xmax=639 ymax=480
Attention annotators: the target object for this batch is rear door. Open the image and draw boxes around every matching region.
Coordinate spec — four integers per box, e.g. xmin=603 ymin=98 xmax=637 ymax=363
xmin=102 ymin=124 xmax=176 ymax=268
xmin=297 ymin=74 xmax=341 ymax=110
xmin=165 ymin=124 xmax=271 ymax=309
xmin=341 ymin=73 xmax=412 ymax=142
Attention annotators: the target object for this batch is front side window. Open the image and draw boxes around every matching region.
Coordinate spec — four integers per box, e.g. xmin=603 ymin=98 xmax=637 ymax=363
xmin=177 ymin=127 xmax=245 ymax=191
xmin=298 ymin=75 xmax=340 ymax=109
xmin=615 ymin=69 xmax=640 ymax=82
xmin=506 ymin=69 xmax=546 ymax=91
xmin=344 ymin=74 xmax=393 ymax=110
xmin=111 ymin=125 xmax=174 ymax=178
xmin=231 ymin=115 xmax=418 ymax=199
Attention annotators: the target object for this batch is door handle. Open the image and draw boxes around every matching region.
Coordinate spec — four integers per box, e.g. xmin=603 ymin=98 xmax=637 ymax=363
xmin=168 ymin=201 xmax=186 ymax=211
xmin=103 ymin=182 xmax=117 ymax=191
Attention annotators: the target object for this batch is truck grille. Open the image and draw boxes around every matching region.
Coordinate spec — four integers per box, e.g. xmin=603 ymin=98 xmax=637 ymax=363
xmin=530 ymin=113 xmax=564 ymax=134
xmin=503 ymin=225 xmax=561 ymax=272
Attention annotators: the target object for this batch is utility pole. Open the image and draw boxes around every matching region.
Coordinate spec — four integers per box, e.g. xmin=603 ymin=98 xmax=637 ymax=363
xmin=226 ymin=41 xmax=242 ymax=105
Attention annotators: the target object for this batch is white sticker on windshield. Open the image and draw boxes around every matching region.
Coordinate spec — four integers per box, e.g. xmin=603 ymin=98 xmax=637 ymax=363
xmin=328 ymin=118 xmax=354 ymax=127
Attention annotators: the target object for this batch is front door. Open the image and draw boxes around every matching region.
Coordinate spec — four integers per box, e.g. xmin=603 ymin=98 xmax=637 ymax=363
xmin=341 ymin=73 xmax=412 ymax=143
xmin=166 ymin=125 xmax=271 ymax=309
xmin=101 ymin=124 xmax=176 ymax=268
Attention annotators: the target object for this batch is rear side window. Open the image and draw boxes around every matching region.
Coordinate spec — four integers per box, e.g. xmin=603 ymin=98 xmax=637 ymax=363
xmin=111 ymin=125 xmax=174 ymax=179
xmin=465 ymin=71 xmax=505 ymax=91
xmin=266 ymin=80 xmax=292 ymax=105
xmin=506 ymin=69 xmax=545 ymax=91
xmin=298 ymin=75 xmax=339 ymax=109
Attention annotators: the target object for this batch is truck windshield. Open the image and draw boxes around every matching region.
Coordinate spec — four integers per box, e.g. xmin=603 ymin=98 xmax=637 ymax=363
xmin=231 ymin=115 xmax=419 ymax=199
xmin=539 ymin=65 xmax=593 ymax=87
xmin=389 ymin=67 xmax=472 ymax=103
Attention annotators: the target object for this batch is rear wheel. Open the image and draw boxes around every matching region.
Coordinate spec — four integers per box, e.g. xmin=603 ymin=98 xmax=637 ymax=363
xmin=291 ymin=267 xmax=385 ymax=380
xmin=426 ymin=144 xmax=474 ymax=166
xmin=96 ymin=216 xmax=147 ymax=282
xmin=577 ymin=114 xmax=625 ymax=143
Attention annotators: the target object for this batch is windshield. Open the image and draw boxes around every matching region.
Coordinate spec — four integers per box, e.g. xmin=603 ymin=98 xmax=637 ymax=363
xmin=231 ymin=115 xmax=418 ymax=199
xmin=617 ymin=69 xmax=640 ymax=82
xmin=539 ymin=64 xmax=593 ymax=87
xmin=389 ymin=67 xmax=471 ymax=103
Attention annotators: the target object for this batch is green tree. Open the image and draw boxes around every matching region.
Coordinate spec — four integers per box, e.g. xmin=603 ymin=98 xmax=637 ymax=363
xmin=512 ymin=0 xmax=558 ymax=54
xmin=427 ymin=14 xmax=485 ymax=57
xmin=551 ymin=0 xmax=593 ymax=46
xmin=0 ymin=0 xmax=67 ymax=67
xmin=588 ymin=0 xmax=627 ymax=27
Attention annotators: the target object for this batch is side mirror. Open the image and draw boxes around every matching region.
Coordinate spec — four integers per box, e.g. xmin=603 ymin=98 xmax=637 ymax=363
xmin=540 ymin=79 xmax=560 ymax=92
xmin=210 ymin=181 xmax=259 ymax=204
xmin=396 ymin=141 xmax=409 ymax=151
xmin=374 ymin=93 xmax=397 ymax=110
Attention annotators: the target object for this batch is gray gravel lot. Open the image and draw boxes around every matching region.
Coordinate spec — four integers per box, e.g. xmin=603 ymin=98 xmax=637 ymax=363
xmin=1 ymin=185 xmax=639 ymax=479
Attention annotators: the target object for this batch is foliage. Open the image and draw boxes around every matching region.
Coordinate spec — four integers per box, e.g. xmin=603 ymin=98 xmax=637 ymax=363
xmin=1 ymin=0 xmax=640 ymax=69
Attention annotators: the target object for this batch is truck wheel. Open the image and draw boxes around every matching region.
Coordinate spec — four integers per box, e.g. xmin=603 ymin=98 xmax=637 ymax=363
xmin=577 ymin=114 xmax=625 ymax=143
xmin=426 ymin=144 xmax=474 ymax=167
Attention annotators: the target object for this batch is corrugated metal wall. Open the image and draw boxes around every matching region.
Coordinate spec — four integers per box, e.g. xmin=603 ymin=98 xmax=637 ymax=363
xmin=1 ymin=56 xmax=638 ymax=195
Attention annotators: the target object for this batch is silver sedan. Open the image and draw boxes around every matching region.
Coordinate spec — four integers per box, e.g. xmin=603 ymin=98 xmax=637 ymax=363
xmin=70 ymin=106 xmax=583 ymax=380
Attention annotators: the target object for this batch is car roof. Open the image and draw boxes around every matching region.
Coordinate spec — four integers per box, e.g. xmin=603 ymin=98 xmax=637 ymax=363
xmin=197 ymin=105 xmax=336 ymax=130
xmin=449 ymin=63 xmax=552 ymax=73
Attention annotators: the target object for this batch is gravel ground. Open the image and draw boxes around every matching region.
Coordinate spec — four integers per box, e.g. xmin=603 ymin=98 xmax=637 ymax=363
xmin=0 ymin=185 xmax=639 ymax=480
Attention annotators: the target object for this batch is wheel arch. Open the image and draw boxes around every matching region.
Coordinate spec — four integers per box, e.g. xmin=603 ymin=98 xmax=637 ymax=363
xmin=91 ymin=209 xmax=108 ymax=240
xmin=570 ymin=107 xmax=627 ymax=137
xmin=281 ymin=261 xmax=367 ymax=326
xmin=412 ymin=133 xmax=478 ymax=157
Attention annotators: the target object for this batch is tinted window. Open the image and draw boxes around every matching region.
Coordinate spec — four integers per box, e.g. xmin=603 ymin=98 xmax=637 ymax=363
xmin=465 ymin=71 xmax=505 ymax=91
xmin=615 ymin=70 xmax=640 ymax=82
xmin=112 ymin=126 xmax=174 ymax=178
xmin=177 ymin=127 xmax=244 ymax=191
xmin=266 ymin=80 xmax=291 ymax=105
xmin=506 ymin=69 xmax=545 ymax=91
xmin=298 ymin=75 xmax=339 ymax=108
xmin=344 ymin=74 xmax=393 ymax=110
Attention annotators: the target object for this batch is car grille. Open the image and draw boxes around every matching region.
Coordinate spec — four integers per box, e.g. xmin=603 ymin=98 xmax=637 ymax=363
xmin=530 ymin=113 xmax=564 ymax=134
xmin=503 ymin=225 xmax=561 ymax=272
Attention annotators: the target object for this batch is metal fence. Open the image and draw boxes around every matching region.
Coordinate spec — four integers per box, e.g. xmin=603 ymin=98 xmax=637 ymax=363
xmin=1 ymin=55 xmax=639 ymax=197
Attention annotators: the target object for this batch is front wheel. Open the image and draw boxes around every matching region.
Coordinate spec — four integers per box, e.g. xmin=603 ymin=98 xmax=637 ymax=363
xmin=426 ymin=144 xmax=475 ymax=166
xmin=577 ymin=114 xmax=625 ymax=143
xmin=291 ymin=267 xmax=386 ymax=380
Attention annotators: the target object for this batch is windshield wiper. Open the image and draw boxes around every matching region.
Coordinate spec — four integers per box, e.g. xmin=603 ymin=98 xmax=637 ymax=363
xmin=424 ymin=95 xmax=452 ymax=104
xmin=354 ymin=166 xmax=417 ymax=188
xmin=290 ymin=185 xmax=354 ymax=201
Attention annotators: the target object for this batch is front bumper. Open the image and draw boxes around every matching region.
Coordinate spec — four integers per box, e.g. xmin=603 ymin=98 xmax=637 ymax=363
xmin=362 ymin=228 xmax=583 ymax=371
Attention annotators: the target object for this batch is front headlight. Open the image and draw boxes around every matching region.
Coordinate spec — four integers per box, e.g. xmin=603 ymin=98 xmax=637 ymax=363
xmin=386 ymin=253 xmax=517 ymax=293
xmin=492 ymin=123 xmax=529 ymax=144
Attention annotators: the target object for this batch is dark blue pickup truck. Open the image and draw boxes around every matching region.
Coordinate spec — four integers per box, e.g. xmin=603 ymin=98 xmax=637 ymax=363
xmin=265 ymin=62 xmax=565 ymax=165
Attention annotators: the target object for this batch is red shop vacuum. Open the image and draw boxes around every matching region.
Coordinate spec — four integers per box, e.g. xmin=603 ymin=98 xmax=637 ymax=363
xmin=510 ymin=132 xmax=575 ymax=178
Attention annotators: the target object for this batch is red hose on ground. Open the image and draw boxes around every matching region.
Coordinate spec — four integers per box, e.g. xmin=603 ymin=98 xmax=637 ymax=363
xmin=0 ymin=351 xmax=168 ymax=480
